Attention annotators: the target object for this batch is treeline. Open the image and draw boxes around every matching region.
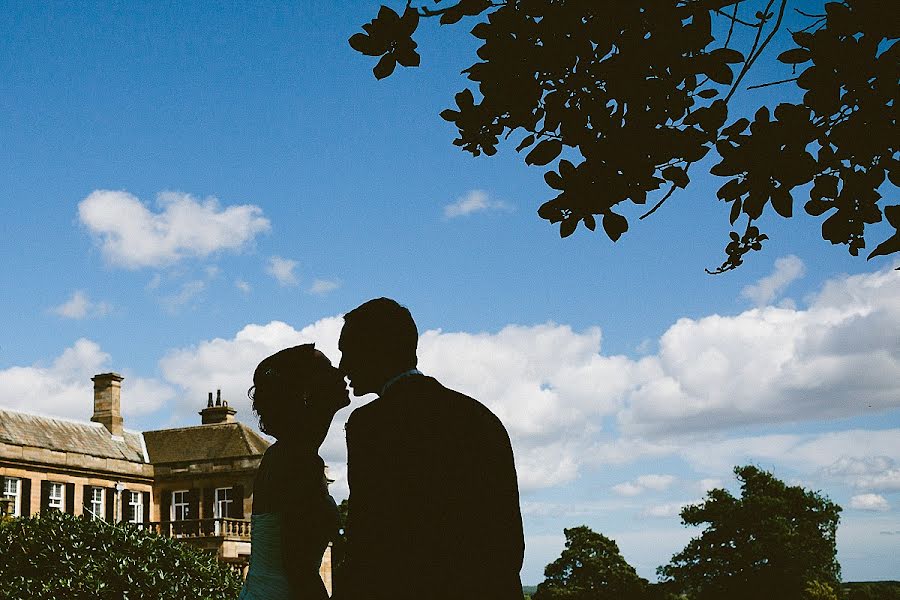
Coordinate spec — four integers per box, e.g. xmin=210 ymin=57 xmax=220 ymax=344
xmin=843 ymin=582 xmax=900 ymax=600
xmin=530 ymin=465 xmax=847 ymax=600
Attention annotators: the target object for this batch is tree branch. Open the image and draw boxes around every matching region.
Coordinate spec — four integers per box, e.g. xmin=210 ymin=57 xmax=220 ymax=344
xmin=725 ymin=0 xmax=788 ymax=104
xmin=640 ymin=181 xmax=679 ymax=220
xmin=747 ymin=76 xmax=799 ymax=90
xmin=713 ymin=8 xmax=761 ymax=28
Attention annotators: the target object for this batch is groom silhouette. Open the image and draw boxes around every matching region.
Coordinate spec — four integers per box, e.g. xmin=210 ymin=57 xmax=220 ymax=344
xmin=335 ymin=298 xmax=524 ymax=600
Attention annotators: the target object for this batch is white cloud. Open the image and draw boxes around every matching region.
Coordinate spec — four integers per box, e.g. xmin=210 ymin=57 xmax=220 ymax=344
xmin=309 ymin=279 xmax=340 ymax=296
xmin=619 ymin=266 xmax=900 ymax=436
xmin=161 ymin=280 xmax=205 ymax=314
xmin=235 ymin=279 xmax=252 ymax=294
xmin=741 ymin=255 xmax=806 ymax=306
xmin=0 ymin=339 xmax=173 ymax=421
xmin=266 ymin=256 xmax=299 ymax=286
xmin=823 ymin=456 xmax=900 ymax=492
xmin=152 ymin=265 xmax=900 ymax=495
xmin=849 ymin=494 xmax=891 ymax=512
xmin=443 ymin=189 xmax=510 ymax=219
xmin=78 ymin=190 xmax=270 ymax=269
xmin=51 ymin=291 xmax=111 ymax=319
xmin=613 ymin=474 xmax=675 ymax=496
xmin=641 ymin=502 xmax=694 ymax=519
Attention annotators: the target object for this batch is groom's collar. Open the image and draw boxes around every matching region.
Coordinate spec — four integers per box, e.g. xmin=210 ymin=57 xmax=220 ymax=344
xmin=380 ymin=369 xmax=422 ymax=397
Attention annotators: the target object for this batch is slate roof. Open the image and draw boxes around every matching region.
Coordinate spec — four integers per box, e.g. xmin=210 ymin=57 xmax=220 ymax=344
xmin=0 ymin=409 xmax=147 ymax=463
xmin=142 ymin=422 xmax=270 ymax=464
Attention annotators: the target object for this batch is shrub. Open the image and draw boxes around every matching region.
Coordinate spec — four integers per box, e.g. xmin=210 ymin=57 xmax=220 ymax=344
xmin=0 ymin=511 xmax=243 ymax=599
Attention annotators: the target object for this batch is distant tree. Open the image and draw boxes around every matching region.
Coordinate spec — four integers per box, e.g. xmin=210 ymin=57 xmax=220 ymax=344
xmin=350 ymin=0 xmax=898 ymax=273
xmin=657 ymin=465 xmax=842 ymax=600
xmin=0 ymin=511 xmax=242 ymax=600
xmin=846 ymin=581 xmax=900 ymax=600
xmin=533 ymin=525 xmax=650 ymax=600
xmin=803 ymin=579 xmax=840 ymax=600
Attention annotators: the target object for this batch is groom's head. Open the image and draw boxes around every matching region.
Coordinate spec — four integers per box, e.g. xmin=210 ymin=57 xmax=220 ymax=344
xmin=339 ymin=297 xmax=418 ymax=396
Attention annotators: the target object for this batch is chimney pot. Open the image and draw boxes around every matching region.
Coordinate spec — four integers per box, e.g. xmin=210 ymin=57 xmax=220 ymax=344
xmin=216 ymin=389 xmax=222 ymax=406
xmin=207 ymin=392 xmax=213 ymax=408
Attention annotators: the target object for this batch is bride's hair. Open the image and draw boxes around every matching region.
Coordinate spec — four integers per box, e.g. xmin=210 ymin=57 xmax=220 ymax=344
xmin=248 ymin=344 xmax=332 ymax=437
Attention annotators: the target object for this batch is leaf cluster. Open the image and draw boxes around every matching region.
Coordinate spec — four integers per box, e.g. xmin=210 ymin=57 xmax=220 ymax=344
xmin=0 ymin=511 xmax=243 ymax=600
xmin=351 ymin=0 xmax=899 ymax=271
xmin=657 ymin=465 xmax=842 ymax=600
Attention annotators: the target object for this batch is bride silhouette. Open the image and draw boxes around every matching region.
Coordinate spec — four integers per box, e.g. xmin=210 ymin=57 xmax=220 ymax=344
xmin=239 ymin=344 xmax=349 ymax=600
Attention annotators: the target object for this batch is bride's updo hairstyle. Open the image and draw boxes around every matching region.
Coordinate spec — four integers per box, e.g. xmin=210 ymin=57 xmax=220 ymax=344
xmin=248 ymin=344 xmax=333 ymax=438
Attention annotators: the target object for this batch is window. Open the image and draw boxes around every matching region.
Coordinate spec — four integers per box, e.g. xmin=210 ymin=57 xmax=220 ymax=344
xmin=48 ymin=482 xmax=64 ymax=512
xmin=171 ymin=490 xmax=190 ymax=521
xmin=214 ymin=487 xmax=233 ymax=519
xmin=88 ymin=487 xmax=105 ymax=521
xmin=2 ymin=477 xmax=20 ymax=517
xmin=127 ymin=491 xmax=143 ymax=524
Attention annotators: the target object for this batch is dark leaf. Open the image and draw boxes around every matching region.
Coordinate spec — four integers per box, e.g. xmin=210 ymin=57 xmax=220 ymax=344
xmin=516 ymin=134 xmax=536 ymax=152
xmin=602 ymin=211 xmax=628 ymax=242
xmin=703 ymin=59 xmax=734 ymax=85
xmin=560 ymin=218 xmax=578 ymax=238
xmin=439 ymin=109 xmax=460 ymax=122
xmin=792 ymin=31 xmax=815 ymax=48
xmin=721 ymin=118 xmax=750 ymax=138
xmin=771 ymin=186 xmax=793 ymax=218
xmin=348 ymin=33 xmax=383 ymax=57
xmin=399 ymin=6 xmax=420 ymax=35
xmin=698 ymin=89 xmax=719 ymax=99
xmin=544 ymin=170 xmax=564 ymax=190
xmin=396 ymin=47 xmax=421 ymax=67
xmin=583 ymin=214 xmax=597 ymax=231
xmin=717 ymin=178 xmax=746 ymax=201
xmin=777 ymin=48 xmax=812 ymax=64
xmin=471 ymin=22 xmax=491 ymax=39
xmin=662 ymin=166 xmax=690 ymax=188
xmin=525 ymin=139 xmax=563 ymax=166
xmin=373 ymin=53 xmax=397 ymax=79
xmin=710 ymin=48 xmax=744 ymax=64
xmin=804 ymin=198 xmax=833 ymax=216
xmin=538 ymin=199 xmax=563 ymax=222
xmin=730 ymin=197 xmax=742 ymax=224
xmin=455 ymin=88 xmax=475 ymax=109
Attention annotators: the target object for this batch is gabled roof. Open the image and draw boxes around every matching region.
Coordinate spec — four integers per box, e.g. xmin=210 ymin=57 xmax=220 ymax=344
xmin=142 ymin=422 xmax=270 ymax=464
xmin=0 ymin=409 xmax=146 ymax=463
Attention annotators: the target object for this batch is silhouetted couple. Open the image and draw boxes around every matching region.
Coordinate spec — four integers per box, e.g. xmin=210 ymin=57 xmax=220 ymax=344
xmin=239 ymin=298 xmax=524 ymax=600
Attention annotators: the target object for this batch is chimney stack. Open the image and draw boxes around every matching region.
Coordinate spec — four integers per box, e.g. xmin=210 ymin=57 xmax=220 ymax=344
xmin=200 ymin=389 xmax=236 ymax=425
xmin=91 ymin=373 xmax=124 ymax=437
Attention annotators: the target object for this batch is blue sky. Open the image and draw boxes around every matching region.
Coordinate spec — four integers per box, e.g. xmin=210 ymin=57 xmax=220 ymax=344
xmin=1 ymin=1 xmax=898 ymax=584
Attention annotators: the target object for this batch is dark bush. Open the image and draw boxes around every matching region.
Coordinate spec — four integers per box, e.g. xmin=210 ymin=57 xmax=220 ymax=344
xmin=0 ymin=511 xmax=242 ymax=599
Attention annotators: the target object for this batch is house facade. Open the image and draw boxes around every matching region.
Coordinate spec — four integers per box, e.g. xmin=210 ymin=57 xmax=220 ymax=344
xmin=0 ymin=372 xmax=333 ymax=593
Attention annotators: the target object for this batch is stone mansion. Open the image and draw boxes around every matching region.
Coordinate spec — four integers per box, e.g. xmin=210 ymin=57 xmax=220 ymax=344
xmin=0 ymin=373 xmax=333 ymax=592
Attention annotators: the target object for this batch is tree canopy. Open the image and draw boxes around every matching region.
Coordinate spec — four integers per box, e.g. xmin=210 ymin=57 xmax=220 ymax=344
xmin=657 ymin=464 xmax=842 ymax=600
xmin=533 ymin=525 xmax=650 ymax=600
xmin=350 ymin=0 xmax=898 ymax=273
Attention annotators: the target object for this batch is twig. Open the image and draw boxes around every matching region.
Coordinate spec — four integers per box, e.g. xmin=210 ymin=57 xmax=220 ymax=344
xmin=419 ymin=0 xmax=506 ymax=18
xmin=747 ymin=76 xmax=799 ymax=90
xmin=723 ymin=2 xmax=741 ymax=49
xmin=795 ymin=9 xmax=826 ymax=18
xmin=640 ymin=178 xmax=681 ymax=220
xmin=725 ymin=0 xmax=788 ymax=103
xmin=713 ymin=8 xmax=760 ymax=28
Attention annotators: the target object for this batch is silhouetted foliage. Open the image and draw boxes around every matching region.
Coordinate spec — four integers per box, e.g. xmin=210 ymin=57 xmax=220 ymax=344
xmin=657 ymin=465 xmax=842 ymax=600
xmin=0 ymin=511 xmax=242 ymax=599
xmin=532 ymin=525 xmax=650 ymax=600
xmin=844 ymin=581 xmax=900 ymax=600
xmin=351 ymin=0 xmax=898 ymax=272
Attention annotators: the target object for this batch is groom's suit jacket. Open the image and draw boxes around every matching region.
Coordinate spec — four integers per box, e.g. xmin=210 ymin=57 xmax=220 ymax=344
xmin=339 ymin=374 xmax=524 ymax=600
